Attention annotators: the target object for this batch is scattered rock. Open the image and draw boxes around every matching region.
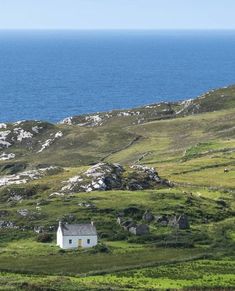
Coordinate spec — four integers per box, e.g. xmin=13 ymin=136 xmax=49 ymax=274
xmin=78 ymin=202 xmax=95 ymax=208
xmin=13 ymin=128 xmax=33 ymax=142
xmin=0 ymin=166 xmax=61 ymax=187
xmin=0 ymin=130 xmax=12 ymax=148
xmin=7 ymin=194 xmax=23 ymax=202
xmin=55 ymin=131 xmax=63 ymax=138
xmin=0 ymin=220 xmax=16 ymax=229
xmin=17 ymin=209 xmax=29 ymax=217
xmin=59 ymin=116 xmax=73 ymax=125
xmin=0 ymin=153 xmax=15 ymax=161
xmin=49 ymin=192 xmax=65 ymax=198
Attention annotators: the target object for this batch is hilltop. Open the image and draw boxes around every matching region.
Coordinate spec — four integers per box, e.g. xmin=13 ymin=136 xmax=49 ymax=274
xmin=1 ymin=84 xmax=235 ymax=168
xmin=0 ymin=85 xmax=235 ymax=290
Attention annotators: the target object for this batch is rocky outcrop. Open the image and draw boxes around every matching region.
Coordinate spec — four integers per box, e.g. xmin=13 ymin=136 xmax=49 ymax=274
xmin=61 ymin=163 xmax=170 ymax=193
xmin=0 ymin=153 xmax=15 ymax=161
xmin=61 ymin=163 xmax=124 ymax=193
xmin=0 ymin=121 xmax=53 ymax=150
xmin=0 ymin=166 xmax=62 ymax=188
xmin=37 ymin=131 xmax=63 ymax=153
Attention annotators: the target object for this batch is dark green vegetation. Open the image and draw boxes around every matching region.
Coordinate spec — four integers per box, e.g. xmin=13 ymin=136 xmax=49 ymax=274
xmin=0 ymin=85 xmax=235 ymax=290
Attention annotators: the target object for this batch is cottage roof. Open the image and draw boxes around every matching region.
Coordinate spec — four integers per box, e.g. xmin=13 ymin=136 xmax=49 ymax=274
xmin=60 ymin=223 xmax=97 ymax=236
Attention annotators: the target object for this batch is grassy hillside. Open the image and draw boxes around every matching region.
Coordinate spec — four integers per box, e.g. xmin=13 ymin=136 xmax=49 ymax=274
xmin=0 ymin=86 xmax=235 ymax=290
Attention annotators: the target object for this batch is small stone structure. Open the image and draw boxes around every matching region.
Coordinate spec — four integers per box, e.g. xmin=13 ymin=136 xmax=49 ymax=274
xmin=117 ymin=217 xmax=149 ymax=236
xmin=168 ymin=215 xmax=190 ymax=229
xmin=155 ymin=215 xmax=169 ymax=226
xmin=142 ymin=210 xmax=154 ymax=222
xmin=129 ymin=224 xmax=149 ymax=236
xmin=155 ymin=214 xmax=190 ymax=229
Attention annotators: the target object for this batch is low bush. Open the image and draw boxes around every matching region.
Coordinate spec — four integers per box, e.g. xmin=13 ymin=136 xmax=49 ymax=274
xmin=91 ymin=243 xmax=110 ymax=254
xmin=123 ymin=206 xmax=144 ymax=219
xmin=36 ymin=233 xmax=53 ymax=243
xmin=0 ymin=162 xmax=27 ymax=175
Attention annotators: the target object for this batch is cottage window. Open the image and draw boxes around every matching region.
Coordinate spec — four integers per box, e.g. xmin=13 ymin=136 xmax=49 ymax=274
xmin=69 ymin=239 xmax=72 ymax=244
xmin=87 ymin=239 xmax=90 ymax=244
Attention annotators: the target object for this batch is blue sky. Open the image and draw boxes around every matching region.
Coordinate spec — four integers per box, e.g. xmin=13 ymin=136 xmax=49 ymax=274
xmin=0 ymin=0 xmax=235 ymax=30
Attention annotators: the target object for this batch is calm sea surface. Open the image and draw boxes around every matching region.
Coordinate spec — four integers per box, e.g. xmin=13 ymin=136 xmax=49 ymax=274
xmin=0 ymin=30 xmax=235 ymax=122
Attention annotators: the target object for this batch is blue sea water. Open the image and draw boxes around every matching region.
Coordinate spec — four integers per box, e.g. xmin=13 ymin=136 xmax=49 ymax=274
xmin=0 ymin=30 xmax=235 ymax=122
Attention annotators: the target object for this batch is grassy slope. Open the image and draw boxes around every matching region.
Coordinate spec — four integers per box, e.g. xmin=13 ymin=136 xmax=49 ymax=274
xmin=0 ymin=86 xmax=235 ymax=290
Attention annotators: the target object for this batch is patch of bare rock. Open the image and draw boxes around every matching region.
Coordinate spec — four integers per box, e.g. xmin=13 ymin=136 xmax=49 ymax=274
xmin=0 ymin=166 xmax=61 ymax=187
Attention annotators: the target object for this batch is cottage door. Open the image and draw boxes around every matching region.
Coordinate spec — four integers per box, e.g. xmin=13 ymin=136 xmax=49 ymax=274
xmin=78 ymin=239 xmax=82 ymax=248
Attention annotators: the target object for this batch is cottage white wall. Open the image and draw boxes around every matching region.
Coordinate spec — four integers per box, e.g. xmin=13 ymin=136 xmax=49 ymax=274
xmin=57 ymin=227 xmax=63 ymax=246
xmin=59 ymin=235 xmax=97 ymax=249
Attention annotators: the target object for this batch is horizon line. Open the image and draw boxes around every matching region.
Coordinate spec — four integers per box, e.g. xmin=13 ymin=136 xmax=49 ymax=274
xmin=1 ymin=28 xmax=235 ymax=31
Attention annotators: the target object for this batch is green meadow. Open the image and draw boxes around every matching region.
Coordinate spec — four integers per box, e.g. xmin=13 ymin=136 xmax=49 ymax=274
xmin=0 ymin=86 xmax=235 ymax=289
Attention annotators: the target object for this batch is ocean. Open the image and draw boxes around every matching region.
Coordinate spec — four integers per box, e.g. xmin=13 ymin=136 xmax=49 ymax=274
xmin=0 ymin=30 xmax=235 ymax=122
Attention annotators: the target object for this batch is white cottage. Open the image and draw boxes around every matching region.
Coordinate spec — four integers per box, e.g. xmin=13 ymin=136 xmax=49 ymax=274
xmin=57 ymin=221 xmax=98 ymax=249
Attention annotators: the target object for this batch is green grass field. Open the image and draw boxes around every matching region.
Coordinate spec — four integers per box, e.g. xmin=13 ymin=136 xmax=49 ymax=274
xmin=0 ymin=87 xmax=235 ymax=290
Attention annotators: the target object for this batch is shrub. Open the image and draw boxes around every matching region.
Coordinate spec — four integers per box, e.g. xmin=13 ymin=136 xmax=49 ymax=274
xmin=0 ymin=162 xmax=27 ymax=175
xmin=0 ymin=184 xmax=49 ymax=202
xmin=36 ymin=233 xmax=53 ymax=243
xmin=128 ymin=234 xmax=159 ymax=244
xmin=91 ymin=243 xmax=110 ymax=254
xmin=123 ymin=206 xmax=144 ymax=219
xmin=99 ymin=231 xmax=128 ymax=241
